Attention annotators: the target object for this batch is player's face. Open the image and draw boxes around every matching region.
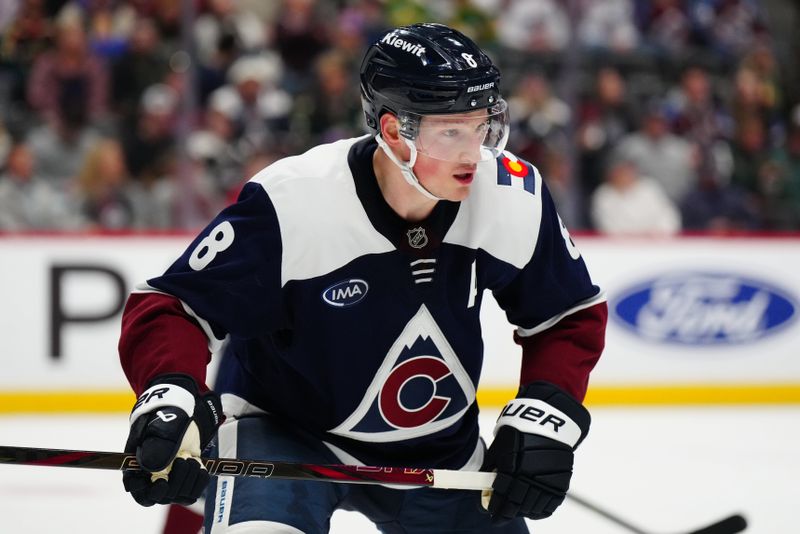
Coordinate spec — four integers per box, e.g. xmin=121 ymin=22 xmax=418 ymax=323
xmin=412 ymin=110 xmax=489 ymax=201
xmin=412 ymin=152 xmax=478 ymax=202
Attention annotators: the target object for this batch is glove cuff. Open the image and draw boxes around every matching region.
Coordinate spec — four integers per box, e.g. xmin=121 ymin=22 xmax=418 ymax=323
xmin=494 ymin=381 xmax=591 ymax=449
xmin=132 ymin=374 xmax=223 ymax=447
xmin=130 ymin=379 xmax=196 ymax=425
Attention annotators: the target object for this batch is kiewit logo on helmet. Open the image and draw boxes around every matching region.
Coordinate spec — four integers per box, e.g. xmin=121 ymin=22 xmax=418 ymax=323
xmin=381 ymin=33 xmax=425 ymax=57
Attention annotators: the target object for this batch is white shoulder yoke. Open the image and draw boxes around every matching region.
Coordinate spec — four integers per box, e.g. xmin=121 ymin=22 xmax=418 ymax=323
xmin=250 ymin=136 xmax=394 ymax=286
xmin=444 ymin=152 xmax=543 ymax=269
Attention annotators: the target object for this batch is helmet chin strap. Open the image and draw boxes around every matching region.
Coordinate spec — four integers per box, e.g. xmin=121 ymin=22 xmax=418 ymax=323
xmin=375 ymin=134 xmax=443 ymax=201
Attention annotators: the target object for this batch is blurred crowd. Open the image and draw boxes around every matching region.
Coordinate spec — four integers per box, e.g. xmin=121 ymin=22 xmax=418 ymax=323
xmin=0 ymin=0 xmax=798 ymax=234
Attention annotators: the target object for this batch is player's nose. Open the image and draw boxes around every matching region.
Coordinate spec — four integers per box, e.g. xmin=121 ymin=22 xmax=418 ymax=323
xmin=458 ymin=145 xmax=482 ymax=165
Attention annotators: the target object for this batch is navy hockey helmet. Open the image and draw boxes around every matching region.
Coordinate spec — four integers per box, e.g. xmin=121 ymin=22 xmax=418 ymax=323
xmin=360 ymin=23 xmax=509 ymax=163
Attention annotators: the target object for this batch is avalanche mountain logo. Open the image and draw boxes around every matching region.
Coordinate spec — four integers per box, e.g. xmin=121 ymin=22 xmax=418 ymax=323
xmin=330 ymin=304 xmax=475 ymax=442
xmin=613 ymin=271 xmax=797 ymax=345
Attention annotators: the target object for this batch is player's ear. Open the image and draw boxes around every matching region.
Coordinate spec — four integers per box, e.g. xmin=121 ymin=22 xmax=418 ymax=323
xmin=379 ymin=113 xmax=411 ymax=159
xmin=380 ymin=113 xmax=402 ymax=147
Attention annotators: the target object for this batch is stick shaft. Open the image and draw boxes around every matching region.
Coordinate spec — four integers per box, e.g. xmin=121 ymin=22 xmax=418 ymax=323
xmin=566 ymin=491 xmax=747 ymax=534
xmin=0 ymin=445 xmax=746 ymax=533
xmin=0 ymin=445 xmax=489 ymax=489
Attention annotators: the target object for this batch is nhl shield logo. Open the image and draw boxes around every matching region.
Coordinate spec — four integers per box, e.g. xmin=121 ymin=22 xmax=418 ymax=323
xmin=407 ymin=227 xmax=428 ymax=249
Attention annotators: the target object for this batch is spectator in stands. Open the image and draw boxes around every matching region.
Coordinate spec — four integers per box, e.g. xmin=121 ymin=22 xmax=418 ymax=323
xmin=613 ymin=101 xmax=697 ymax=205
xmin=134 ymin=145 xmax=221 ymax=230
xmin=186 ymin=104 xmax=241 ymax=196
xmin=495 ymin=0 xmax=570 ymax=53
xmin=761 ymin=114 xmax=800 ymax=229
xmin=338 ymin=0 xmax=388 ymax=47
xmin=26 ymin=7 xmax=109 ymax=129
xmin=120 ymin=82 xmax=177 ymax=183
xmin=272 ymin=0 xmax=332 ymax=94
xmin=26 ymin=77 xmax=101 ymax=190
xmin=507 ymin=71 xmax=571 ymax=167
xmin=0 ymin=141 xmax=85 ymax=230
xmin=0 ymin=120 xmax=10 ymax=168
xmin=110 ymin=17 xmax=168 ymax=123
xmin=75 ymin=137 xmax=137 ymax=229
xmin=590 ymin=157 xmax=681 ymax=235
xmin=206 ymin=52 xmax=292 ymax=156
xmin=577 ymin=66 xmax=638 ymax=195
xmin=194 ymin=25 xmax=240 ymax=106
xmin=707 ymin=0 xmax=766 ymax=60
xmin=638 ymin=0 xmax=691 ymax=57
xmin=0 ymin=0 xmax=21 ymax=33
xmin=730 ymin=114 xmax=769 ymax=196
xmin=81 ymin=0 xmax=137 ymax=60
xmin=666 ymin=65 xmax=732 ymax=180
xmin=295 ymin=49 xmax=363 ymax=146
xmin=194 ymin=0 xmax=266 ymax=66
xmin=542 ymin=148 xmax=583 ymax=229
xmin=192 ymin=0 xmax=270 ymax=105
xmin=680 ymin=169 xmax=760 ymax=233
xmin=0 ymin=0 xmax=52 ymax=113
xmin=327 ymin=3 xmax=373 ymax=66
xmin=144 ymin=0 xmax=181 ymax=49
xmin=446 ymin=0 xmax=496 ymax=45
xmin=730 ymin=66 xmax=772 ymax=130
xmin=577 ymin=0 xmax=640 ymax=53
xmin=0 ymin=1 xmax=795 ymax=235
xmin=384 ymin=0 xmax=433 ymax=28
xmin=733 ymin=44 xmax=782 ymax=129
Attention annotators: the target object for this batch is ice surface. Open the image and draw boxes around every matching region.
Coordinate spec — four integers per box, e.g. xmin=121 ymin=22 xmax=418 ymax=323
xmin=0 ymin=407 xmax=794 ymax=533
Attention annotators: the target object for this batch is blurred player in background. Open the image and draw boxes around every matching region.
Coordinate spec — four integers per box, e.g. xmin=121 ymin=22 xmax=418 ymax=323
xmin=119 ymin=23 xmax=607 ymax=533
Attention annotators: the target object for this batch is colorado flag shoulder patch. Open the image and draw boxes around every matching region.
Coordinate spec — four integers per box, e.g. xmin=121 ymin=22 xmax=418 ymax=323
xmin=496 ymin=151 xmax=537 ymax=195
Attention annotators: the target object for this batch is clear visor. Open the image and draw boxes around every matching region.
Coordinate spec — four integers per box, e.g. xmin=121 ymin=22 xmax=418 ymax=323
xmin=398 ymin=99 xmax=510 ymax=163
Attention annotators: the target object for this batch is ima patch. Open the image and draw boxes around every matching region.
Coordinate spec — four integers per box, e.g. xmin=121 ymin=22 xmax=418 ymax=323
xmin=497 ymin=152 xmax=536 ymax=195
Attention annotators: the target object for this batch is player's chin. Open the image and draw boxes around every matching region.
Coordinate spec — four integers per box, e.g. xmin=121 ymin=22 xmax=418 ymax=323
xmin=446 ymin=183 xmax=473 ymax=202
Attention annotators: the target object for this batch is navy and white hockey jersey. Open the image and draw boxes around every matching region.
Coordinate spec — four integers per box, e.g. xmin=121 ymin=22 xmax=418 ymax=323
xmin=120 ymin=135 xmax=607 ymax=470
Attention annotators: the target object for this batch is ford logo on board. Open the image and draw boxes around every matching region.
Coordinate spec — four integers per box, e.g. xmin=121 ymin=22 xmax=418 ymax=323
xmin=613 ymin=272 xmax=797 ymax=345
xmin=322 ymin=279 xmax=369 ymax=308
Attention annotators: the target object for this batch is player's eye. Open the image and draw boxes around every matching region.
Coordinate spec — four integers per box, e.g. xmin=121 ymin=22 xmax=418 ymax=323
xmin=441 ymin=128 xmax=462 ymax=139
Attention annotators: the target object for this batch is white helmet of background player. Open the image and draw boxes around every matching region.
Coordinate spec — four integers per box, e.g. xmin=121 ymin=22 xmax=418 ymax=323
xmin=360 ymin=23 xmax=509 ymax=199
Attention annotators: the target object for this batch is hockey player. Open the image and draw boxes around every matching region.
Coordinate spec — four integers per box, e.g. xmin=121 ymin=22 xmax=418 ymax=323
xmin=120 ymin=23 xmax=607 ymax=533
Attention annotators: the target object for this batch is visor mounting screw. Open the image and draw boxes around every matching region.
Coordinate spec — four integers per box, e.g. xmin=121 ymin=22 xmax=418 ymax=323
xmin=488 ymin=96 xmax=495 ymax=103
xmin=469 ymin=98 xmax=477 ymax=107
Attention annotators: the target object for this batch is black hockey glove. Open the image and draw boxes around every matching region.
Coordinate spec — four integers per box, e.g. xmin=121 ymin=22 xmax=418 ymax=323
xmin=123 ymin=374 xmax=223 ymax=507
xmin=482 ymin=381 xmax=590 ymax=522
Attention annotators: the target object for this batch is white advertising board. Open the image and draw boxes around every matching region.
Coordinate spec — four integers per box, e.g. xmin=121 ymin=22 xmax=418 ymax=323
xmin=481 ymin=236 xmax=800 ymax=390
xmin=1 ymin=234 xmax=798 ymax=402
xmin=0 ymin=235 xmax=193 ymax=389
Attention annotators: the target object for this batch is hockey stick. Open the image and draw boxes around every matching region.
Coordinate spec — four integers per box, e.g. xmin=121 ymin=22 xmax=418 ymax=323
xmin=0 ymin=445 xmax=746 ymax=534
xmin=565 ymin=491 xmax=747 ymax=534
xmin=0 ymin=445 xmax=491 ymax=489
